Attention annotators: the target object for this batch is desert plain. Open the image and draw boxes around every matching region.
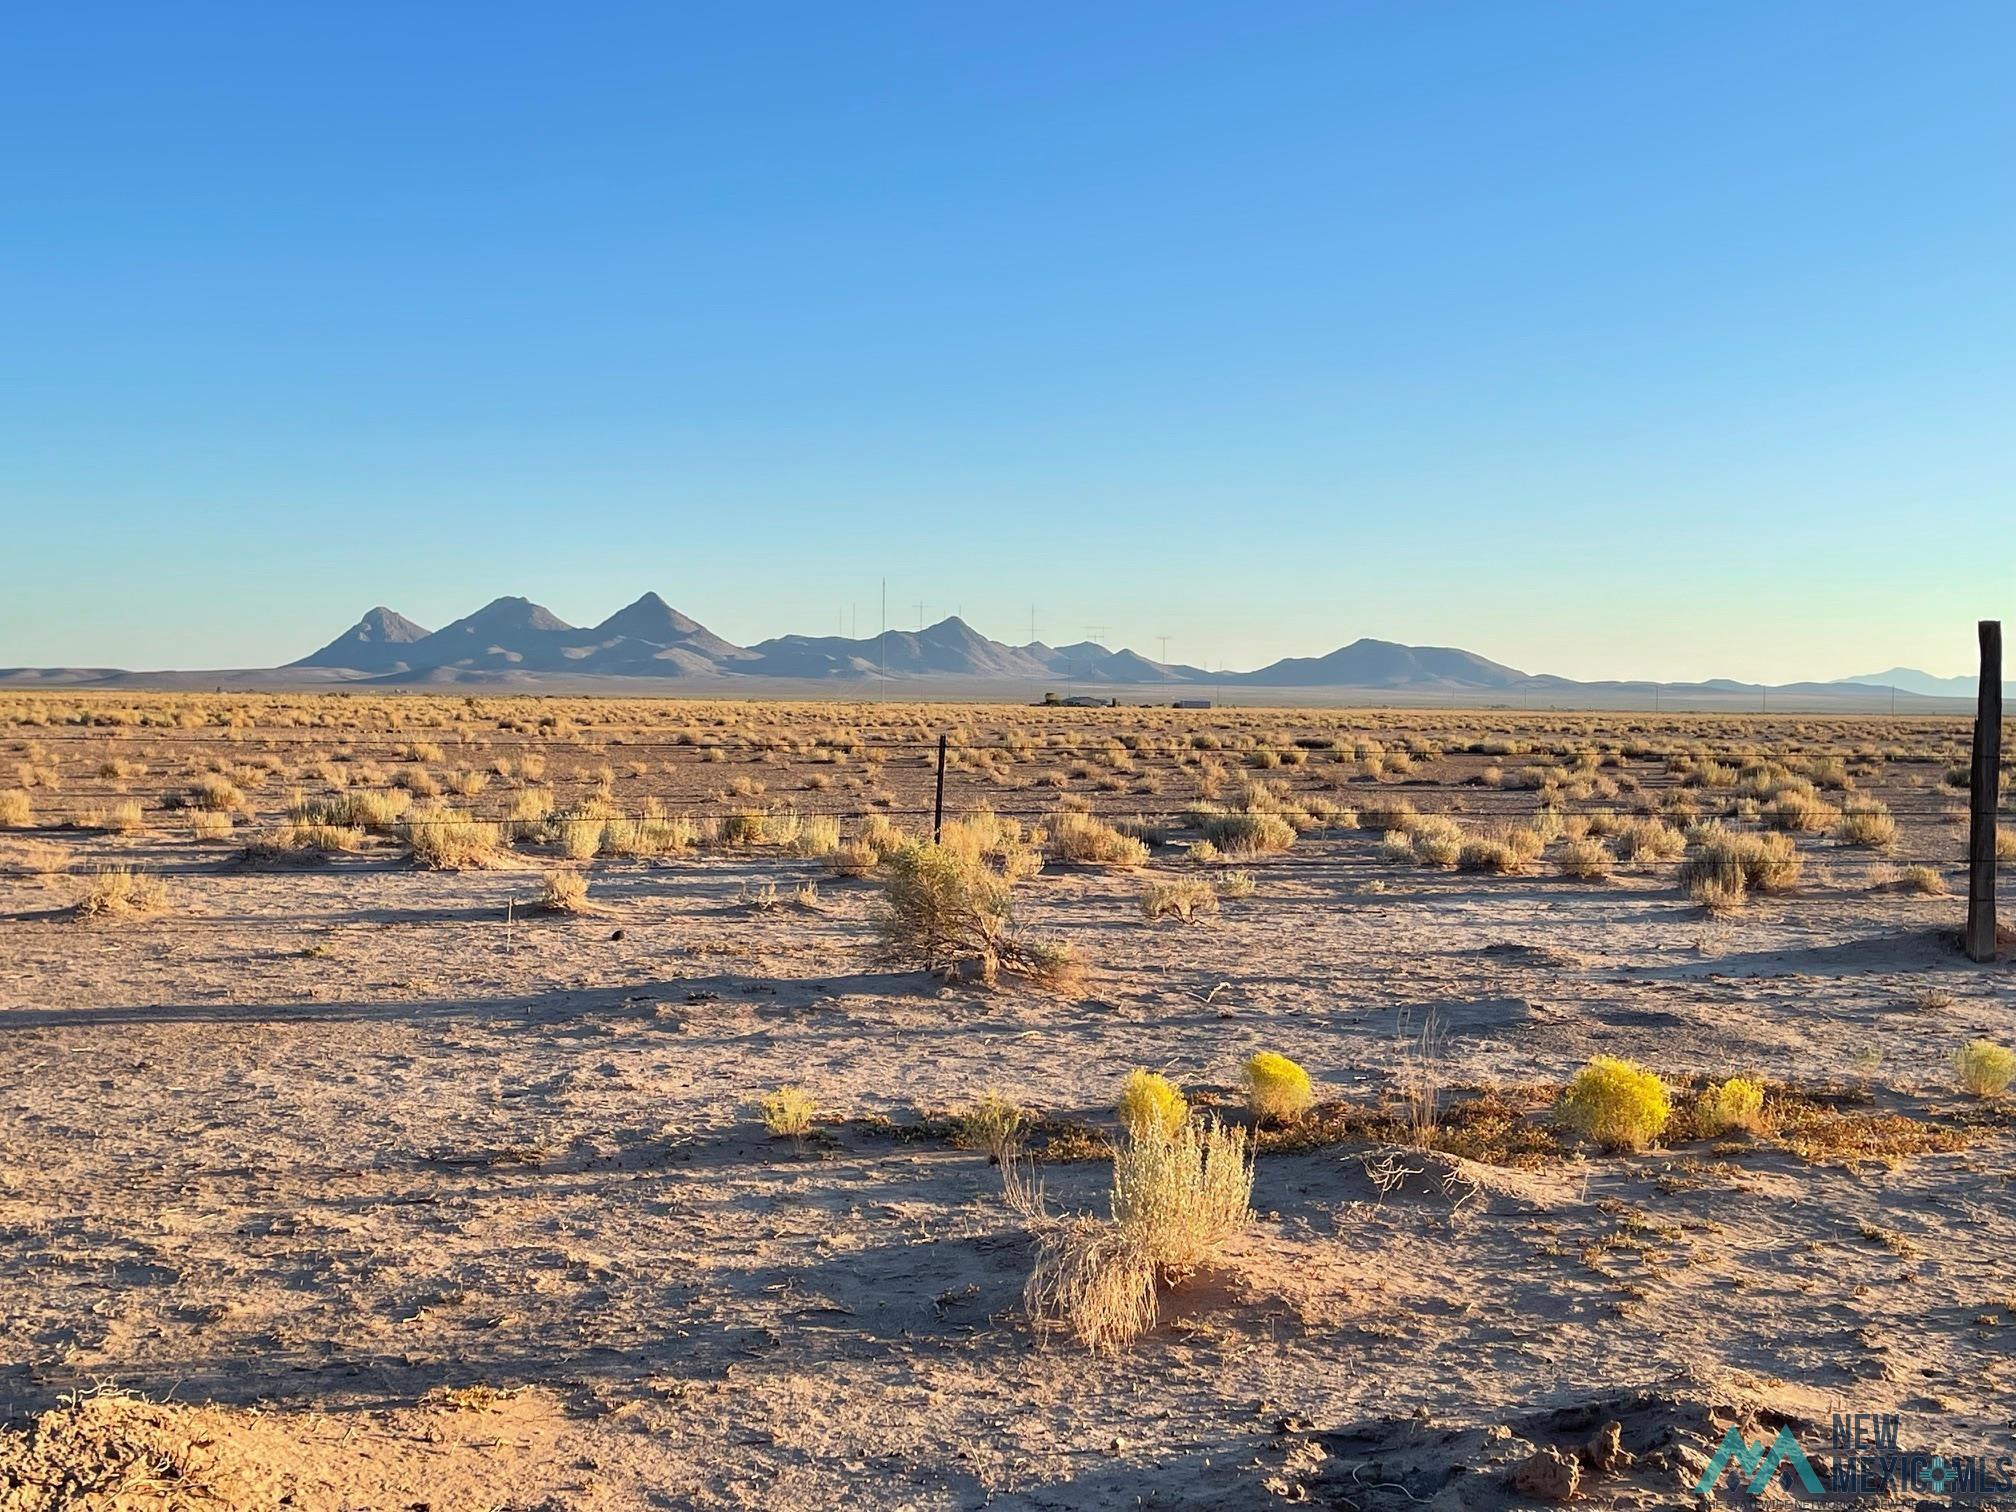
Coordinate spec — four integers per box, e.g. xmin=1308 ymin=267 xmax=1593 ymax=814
xmin=0 ymin=692 xmax=2012 ymax=1510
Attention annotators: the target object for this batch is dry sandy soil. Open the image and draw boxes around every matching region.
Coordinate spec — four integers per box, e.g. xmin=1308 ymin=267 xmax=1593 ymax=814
xmin=1 ymin=694 xmax=2012 ymax=1509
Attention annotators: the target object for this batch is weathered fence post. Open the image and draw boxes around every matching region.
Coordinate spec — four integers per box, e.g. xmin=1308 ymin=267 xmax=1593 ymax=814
xmin=1965 ymin=620 xmax=2002 ymax=962
xmin=933 ymin=733 xmax=948 ymax=844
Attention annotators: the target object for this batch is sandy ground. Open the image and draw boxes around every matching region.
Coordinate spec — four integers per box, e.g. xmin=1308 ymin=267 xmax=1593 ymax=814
xmin=1 ymin=701 xmax=2013 ymax=1508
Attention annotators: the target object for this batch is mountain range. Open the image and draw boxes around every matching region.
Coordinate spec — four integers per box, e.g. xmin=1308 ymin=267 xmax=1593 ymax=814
xmin=278 ymin=594 xmax=1545 ymax=688
xmin=0 ymin=592 xmax=1999 ymax=703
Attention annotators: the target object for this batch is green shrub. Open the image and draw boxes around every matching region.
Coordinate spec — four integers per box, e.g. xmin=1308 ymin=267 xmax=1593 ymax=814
xmin=1241 ymin=1051 xmax=1314 ymax=1124
xmin=1555 ymin=1056 xmax=1670 ymax=1151
xmin=1116 ymin=1070 xmax=1189 ymax=1142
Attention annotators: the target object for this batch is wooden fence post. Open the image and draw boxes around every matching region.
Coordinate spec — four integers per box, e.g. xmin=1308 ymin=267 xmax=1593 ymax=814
xmin=1965 ymin=620 xmax=2002 ymax=962
xmin=933 ymin=733 xmax=948 ymax=844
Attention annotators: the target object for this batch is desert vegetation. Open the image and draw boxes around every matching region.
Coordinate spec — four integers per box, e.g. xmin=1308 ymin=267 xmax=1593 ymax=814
xmin=0 ymin=690 xmax=2010 ymax=1506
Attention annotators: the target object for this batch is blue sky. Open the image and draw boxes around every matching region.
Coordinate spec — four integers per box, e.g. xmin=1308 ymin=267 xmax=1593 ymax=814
xmin=3 ymin=2 xmax=2011 ymax=680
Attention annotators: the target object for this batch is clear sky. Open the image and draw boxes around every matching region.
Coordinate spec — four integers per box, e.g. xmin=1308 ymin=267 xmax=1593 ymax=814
xmin=3 ymin=2 xmax=2011 ymax=680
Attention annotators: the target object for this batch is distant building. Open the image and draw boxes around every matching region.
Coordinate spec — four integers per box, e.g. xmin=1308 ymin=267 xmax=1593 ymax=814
xmin=1172 ymin=698 xmax=1212 ymax=709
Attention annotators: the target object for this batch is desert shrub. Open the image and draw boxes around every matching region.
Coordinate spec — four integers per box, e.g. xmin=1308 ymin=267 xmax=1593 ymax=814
xmin=759 ymin=1085 xmax=817 ymax=1137
xmin=0 ymin=790 xmax=32 ymax=827
xmin=1359 ymin=797 xmax=1418 ymax=832
xmin=1693 ymin=1076 xmax=1766 ymax=1137
xmin=557 ymin=817 xmax=604 ymax=860
xmin=1242 ymin=1051 xmax=1314 ymax=1125
xmin=1141 ymin=878 xmax=1217 ymax=922
xmin=1052 ymin=812 xmax=1149 ymax=867
xmin=718 ymin=809 xmax=770 ymax=847
xmin=507 ymin=788 xmax=555 ymax=836
xmin=404 ymin=805 xmax=507 ymax=869
xmin=1896 ymin=865 xmax=1948 ymax=897
xmin=954 ymin=1091 xmax=1031 ymax=1161
xmin=791 ymin=814 xmax=842 ymax=858
xmin=1109 ymin=1119 xmax=1254 ymax=1276
xmin=1679 ymin=828 xmax=1801 ymax=910
xmin=539 ymin=870 xmax=591 ymax=913
xmin=77 ymin=800 xmax=145 ymax=834
xmin=877 ymin=842 xmax=1077 ymax=989
xmin=1613 ymin=817 xmax=1686 ymax=862
xmin=1954 ymin=1040 xmax=2016 ymax=1097
xmin=1456 ymin=824 xmax=1543 ymax=874
xmin=245 ymin=820 xmax=364 ymax=858
xmin=1216 ymin=868 xmax=1256 ymax=898
xmin=1116 ymin=1070 xmax=1189 ymax=1142
xmin=1025 ymin=1219 xmax=1159 ymax=1354
xmin=1392 ymin=814 xmax=1462 ymax=867
xmin=1764 ymin=789 xmax=1838 ymax=833
xmin=1835 ymin=798 xmax=1898 ymax=851
xmin=185 ymin=775 xmax=246 ymax=812
xmin=826 ymin=839 xmax=878 ymax=877
xmin=1197 ymin=811 xmax=1296 ymax=856
xmin=337 ymin=789 xmax=412 ymax=831
xmin=1027 ymin=1120 xmax=1253 ymax=1353
xmin=1555 ymin=1056 xmax=1670 ymax=1151
xmin=73 ymin=866 xmax=168 ymax=919
xmin=186 ymin=810 xmax=233 ymax=841
xmin=1557 ymin=836 xmax=1615 ymax=880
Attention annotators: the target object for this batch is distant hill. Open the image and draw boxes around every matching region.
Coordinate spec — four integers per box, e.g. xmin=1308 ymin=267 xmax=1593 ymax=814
xmin=1239 ymin=638 xmax=1525 ymax=689
xmin=0 ymin=592 xmax=1986 ymax=706
xmin=1834 ymin=667 xmax=2010 ymax=698
xmin=290 ymin=607 xmax=432 ymax=673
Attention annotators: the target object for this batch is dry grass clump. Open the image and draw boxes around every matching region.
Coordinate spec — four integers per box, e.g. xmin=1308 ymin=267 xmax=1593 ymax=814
xmin=1894 ymin=865 xmax=1948 ymax=897
xmin=1691 ymin=1076 xmax=1767 ymax=1137
xmin=1242 ymin=1051 xmax=1314 ymax=1125
xmin=1612 ymin=817 xmax=1686 ymax=862
xmin=876 ymin=841 xmax=1080 ymax=991
xmin=0 ymin=789 xmax=33 ymax=827
xmin=1835 ymin=797 xmax=1898 ymax=851
xmin=1216 ymin=867 xmax=1256 ymax=898
xmin=790 ymin=813 xmax=843 ymax=859
xmin=1026 ymin=1118 xmax=1253 ymax=1353
xmin=826 ymin=839 xmax=879 ymax=877
xmin=759 ymin=1085 xmax=818 ymax=1138
xmin=1024 ymin=1219 xmax=1160 ymax=1354
xmin=307 ymin=789 xmax=411 ymax=831
xmin=76 ymin=799 xmax=145 ymax=834
xmin=1764 ymin=787 xmax=1839 ymax=833
xmin=1556 ymin=836 xmax=1615 ymax=880
xmin=1051 ymin=811 xmax=1149 ymax=867
xmin=73 ymin=866 xmax=169 ymax=919
xmin=244 ymin=820 xmax=365 ymax=858
xmin=184 ymin=775 xmax=247 ymax=812
xmin=404 ymin=805 xmax=508 ymax=869
xmin=1954 ymin=1040 xmax=2016 ymax=1098
xmin=1555 ymin=1056 xmax=1670 ymax=1151
xmin=1141 ymin=877 xmax=1217 ymax=922
xmin=1455 ymin=824 xmax=1544 ymax=874
xmin=1385 ymin=814 xmax=1462 ymax=867
xmin=186 ymin=810 xmax=234 ymax=841
xmin=538 ymin=870 xmax=593 ymax=913
xmin=1116 ymin=1070 xmax=1189 ymax=1142
xmin=1196 ymin=810 xmax=1296 ymax=856
xmin=1678 ymin=827 xmax=1801 ymax=911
